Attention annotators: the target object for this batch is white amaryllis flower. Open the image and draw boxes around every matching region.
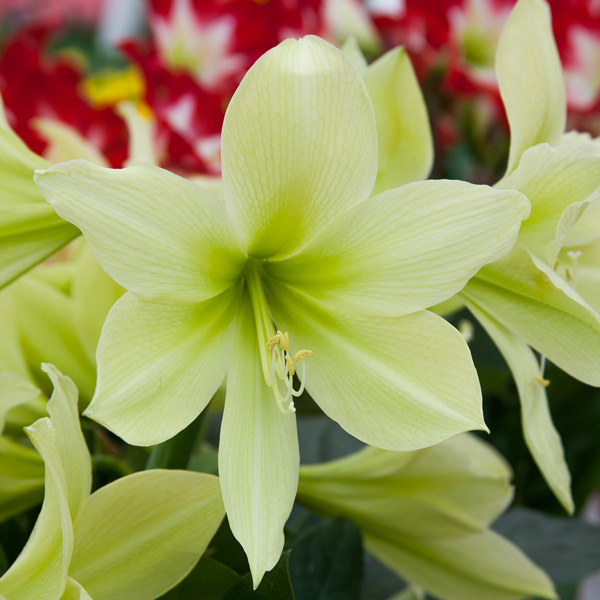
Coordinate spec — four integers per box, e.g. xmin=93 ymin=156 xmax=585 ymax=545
xmin=36 ymin=36 xmax=529 ymax=585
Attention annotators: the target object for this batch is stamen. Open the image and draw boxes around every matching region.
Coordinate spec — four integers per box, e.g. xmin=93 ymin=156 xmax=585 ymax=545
xmin=294 ymin=349 xmax=312 ymax=362
xmin=535 ymin=375 xmax=551 ymax=387
xmin=266 ymin=331 xmax=312 ymax=407
xmin=285 ymin=354 xmax=295 ymax=376
xmin=267 ymin=333 xmax=282 ymax=353
xmin=291 ymin=359 xmax=307 ymax=397
xmin=278 ymin=330 xmax=290 ymax=352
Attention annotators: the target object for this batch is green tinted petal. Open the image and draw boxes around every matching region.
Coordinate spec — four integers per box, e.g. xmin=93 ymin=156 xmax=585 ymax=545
xmin=0 ymin=373 xmax=43 ymax=434
xmin=71 ymin=245 xmax=124 ymax=365
xmin=35 ymin=160 xmax=245 ymax=302
xmin=465 ymin=301 xmax=573 ymax=513
xmin=61 ymin=579 xmax=93 ymax=600
xmin=85 ymin=286 xmax=240 ymax=446
xmin=0 ymin=419 xmax=73 ymax=600
xmin=43 ymin=364 xmax=92 ymax=520
xmin=221 ymin=36 xmax=377 ymax=258
xmin=389 ymin=587 xmax=425 ymax=600
xmin=496 ymin=0 xmax=565 ymax=173
xmin=266 ymin=181 xmax=528 ymax=317
xmin=0 ymin=97 xmax=78 ymax=288
xmin=32 ymin=119 xmax=108 ymax=166
xmin=0 ymin=290 xmax=30 ymax=379
xmin=560 ymin=240 xmax=600 ymax=313
xmin=497 ymin=143 xmax=600 ymax=264
xmin=564 ymin=197 xmax=600 ymax=247
xmin=298 ymin=436 xmax=554 ymax=600
xmin=116 ymin=102 xmax=157 ymax=167
xmin=340 ymin=36 xmax=368 ymax=74
xmin=0 ymin=437 xmax=45 ymax=523
xmin=324 ymin=0 xmax=382 ymax=55
xmin=267 ymin=284 xmax=486 ymax=450
xmin=298 ymin=435 xmax=512 ymax=538
xmin=464 ymin=243 xmax=600 ymax=386
xmin=10 ymin=275 xmax=96 ymax=401
xmin=219 ymin=296 xmax=299 ymax=587
xmin=367 ymin=529 xmax=556 ymax=600
xmin=70 ymin=470 xmax=224 ymax=600
xmin=363 ymin=48 xmax=433 ymax=193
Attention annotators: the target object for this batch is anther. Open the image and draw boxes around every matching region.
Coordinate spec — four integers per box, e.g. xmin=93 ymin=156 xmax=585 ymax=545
xmin=266 ymin=333 xmax=282 ymax=353
xmin=277 ymin=330 xmax=290 ymax=352
xmin=285 ymin=354 xmax=295 ymax=376
xmin=294 ymin=349 xmax=313 ymax=362
xmin=535 ymin=375 xmax=551 ymax=387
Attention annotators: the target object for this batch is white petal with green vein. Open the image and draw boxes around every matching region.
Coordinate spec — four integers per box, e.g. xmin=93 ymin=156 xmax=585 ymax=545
xmin=221 ymin=35 xmax=378 ymax=258
xmin=0 ymin=373 xmax=43 ymax=434
xmin=496 ymin=0 xmax=565 ymax=173
xmin=70 ymin=470 xmax=224 ymax=600
xmin=265 ymin=180 xmax=529 ymax=317
xmin=465 ymin=300 xmax=573 ymax=513
xmin=363 ymin=47 xmax=433 ymax=194
xmin=35 ymin=160 xmax=245 ymax=302
xmin=267 ymin=284 xmax=487 ymax=450
xmin=61 ymin=579 xmax=93 ymax=600
xmin=0 ymin=437 xmax=45 ymax=523
xmin=367 ymin=529 xmax=556 ymax=600
xmin=297 ymin=435 xmax=555 ymax=600
xmin=219 ymin=296 xmax=299 ymax=588
xmin=497 ymin=143 xmax=600 ymax=265
xmin=85 ymin=285 xmax=241 ymax=446
xmin=464 ymin=244 xmax=600 ymax=386
xmin=43 ymin=363 xmax=92 ymax=521
xmin=0 ymin=96 xmax=78 ymax=288
xmin=0 ymin=419 xmax=73 ymax=600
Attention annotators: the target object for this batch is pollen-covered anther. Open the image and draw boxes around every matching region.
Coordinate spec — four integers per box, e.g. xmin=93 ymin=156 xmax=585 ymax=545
xmin=266 ymin=333 xmax=283 ymax=353
xmin=535 ymin=375 xmax=551 ymax=387
xmin=294 ymin=349 xmax=313 ymax=362
xmin=285 ymin=354 xmax=295 ymax=376
xmin=279 ymin=330 xmax=290 ymax=352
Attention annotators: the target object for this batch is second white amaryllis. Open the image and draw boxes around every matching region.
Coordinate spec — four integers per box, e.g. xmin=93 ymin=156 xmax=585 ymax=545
xmin=36 ymin=36 xmax=529 ymax=585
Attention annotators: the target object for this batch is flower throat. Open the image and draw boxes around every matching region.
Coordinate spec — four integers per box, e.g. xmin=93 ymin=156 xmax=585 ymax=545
xmin=245 ymin=260 xmax=312 ymax=414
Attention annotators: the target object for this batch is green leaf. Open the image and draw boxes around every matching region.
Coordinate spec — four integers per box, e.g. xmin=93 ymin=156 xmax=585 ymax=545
xmin=0 ymin=543 xmax=8 ymax=576
xmin=495 ymin=507 xmax=600 ymax=586
xmin=288 ymin=517 xmax=363 ymax=600
xmin=159 ymin=556 xmax=240 ymax=600
xmin=221 ymin=552 xmax=295 ymax=600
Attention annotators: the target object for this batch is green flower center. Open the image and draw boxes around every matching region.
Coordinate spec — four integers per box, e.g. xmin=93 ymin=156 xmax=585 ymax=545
xmin=245 ymin=260 xmax=311 ymax=414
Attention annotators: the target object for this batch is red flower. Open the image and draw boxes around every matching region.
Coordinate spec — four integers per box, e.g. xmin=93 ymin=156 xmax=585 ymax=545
xmin=0 ymin=28 xmax=128 ymax=167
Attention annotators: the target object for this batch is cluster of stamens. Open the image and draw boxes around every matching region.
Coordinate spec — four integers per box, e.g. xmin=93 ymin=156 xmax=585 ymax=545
xmin=266 ymin=330 xmax=312 ymax=414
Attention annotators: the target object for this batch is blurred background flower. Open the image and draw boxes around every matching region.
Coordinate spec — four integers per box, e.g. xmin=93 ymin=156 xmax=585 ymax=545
xmin=2 ymin=0 xmax=600 ymax=180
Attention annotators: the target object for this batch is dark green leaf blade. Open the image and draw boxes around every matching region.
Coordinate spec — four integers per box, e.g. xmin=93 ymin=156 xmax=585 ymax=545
xmin=289 ymin=517 xmax=363 ymax=600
